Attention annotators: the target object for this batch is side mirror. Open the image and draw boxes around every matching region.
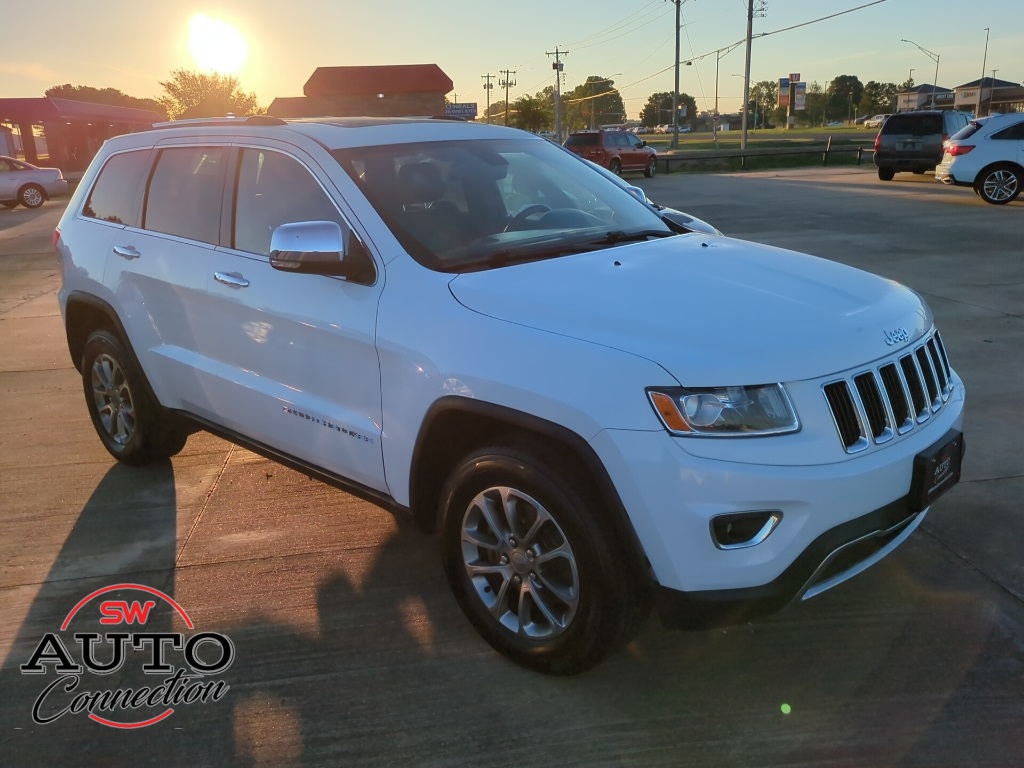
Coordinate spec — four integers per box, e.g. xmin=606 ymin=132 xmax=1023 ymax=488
xmin=640 ymin=140 xmax=648 ymax=147
xmin=269 ymin=221 xmax=346 ymax=276
xmin=623 ymin=184 xmax=647 ymax=204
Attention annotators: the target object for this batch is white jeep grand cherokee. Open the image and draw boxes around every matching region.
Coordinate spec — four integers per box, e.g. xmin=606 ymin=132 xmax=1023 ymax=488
xmin=56 ymin=116 xmax=965 ymax=674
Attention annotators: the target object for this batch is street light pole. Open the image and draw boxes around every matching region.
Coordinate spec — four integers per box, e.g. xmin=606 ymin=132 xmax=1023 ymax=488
xmin=978 ymin=27 xmax=990 ymax=115
xmin=901 ymin=39 xmax=940 ymax=109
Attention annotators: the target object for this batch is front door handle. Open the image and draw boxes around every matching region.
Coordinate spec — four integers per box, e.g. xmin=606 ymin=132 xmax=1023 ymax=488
xmin=113 ymin=245 xmax=140 ymax=260
xmin=214 ymin=271 xmax=250 ymax=288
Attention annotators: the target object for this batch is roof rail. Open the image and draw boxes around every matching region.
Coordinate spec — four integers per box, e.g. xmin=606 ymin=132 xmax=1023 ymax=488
xmin=149 ymin=114 xmax=287 ymax=129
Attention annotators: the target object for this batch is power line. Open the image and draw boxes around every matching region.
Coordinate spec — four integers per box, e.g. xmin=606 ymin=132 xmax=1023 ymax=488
xmin=566 ymin=0 xmax=663 ymax=47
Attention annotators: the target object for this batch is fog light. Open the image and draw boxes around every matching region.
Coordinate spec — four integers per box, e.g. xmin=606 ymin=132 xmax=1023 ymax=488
xmin=711 ymin=511 xmax=782 ymax=550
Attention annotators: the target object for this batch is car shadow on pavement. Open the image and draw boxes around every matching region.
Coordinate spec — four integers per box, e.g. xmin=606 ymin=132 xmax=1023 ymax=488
xmin=3 ymin=458 xmax=1023 ymax=767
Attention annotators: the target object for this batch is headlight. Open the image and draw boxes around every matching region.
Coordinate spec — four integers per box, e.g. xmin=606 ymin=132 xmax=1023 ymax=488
xmin=647 ymin=384 xmax=799 ymax=437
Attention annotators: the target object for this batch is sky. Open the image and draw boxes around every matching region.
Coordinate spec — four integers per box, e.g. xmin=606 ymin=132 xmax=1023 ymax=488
xmin=1 ymin=0 xmax=1021 ymax=119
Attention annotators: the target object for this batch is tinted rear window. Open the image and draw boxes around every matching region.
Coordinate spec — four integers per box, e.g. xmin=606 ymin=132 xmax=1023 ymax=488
xmin=883 ymin=115 xmax=942 ymax=135
xmin=951 ymin=121 xmax=984 ymax=141
xmin=143 ymin=147 xmax=226 ymax=244
xmin=83 ymin=150 xmax=151 ymax=226
xmin=564 ymin=134 xmax=599 ymax=147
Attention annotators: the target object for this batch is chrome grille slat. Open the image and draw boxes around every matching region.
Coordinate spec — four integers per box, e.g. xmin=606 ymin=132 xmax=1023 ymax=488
xmin=823 ymin=329 xmax=954 ymax=453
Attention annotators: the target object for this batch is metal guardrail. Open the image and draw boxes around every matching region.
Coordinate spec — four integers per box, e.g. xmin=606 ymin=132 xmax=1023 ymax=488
xmin=656 ymin=141 xmax=868 ymax=173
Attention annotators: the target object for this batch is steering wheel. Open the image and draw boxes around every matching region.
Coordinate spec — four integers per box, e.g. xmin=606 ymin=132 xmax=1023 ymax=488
xmin=504 ymin=204 xmax=551 ymax=232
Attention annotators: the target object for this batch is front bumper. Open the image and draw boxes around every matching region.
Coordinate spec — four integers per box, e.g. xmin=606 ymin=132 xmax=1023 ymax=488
xmin=590 ymin=376 xmax=965 ymax=619
xmin=654 ymin=492 xmax=930 ymax=629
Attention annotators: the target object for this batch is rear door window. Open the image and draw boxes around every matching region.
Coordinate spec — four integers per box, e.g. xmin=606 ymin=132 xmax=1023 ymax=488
xmin=143 ymin=146 xmax=226 ymax=244
xmin=83 ymin=150 xmax=151 ymax=226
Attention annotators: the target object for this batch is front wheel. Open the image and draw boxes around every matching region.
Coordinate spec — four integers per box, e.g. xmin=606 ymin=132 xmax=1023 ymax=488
xmin=19 ymin=184 xmax=45 ymax=208
xmin=644 ymin=157 xmax=657 ymax=178
xmin=976 ymin=164 xmax=1021 ymax=205
xmin=439 ymin=444 xmax=646 ymax=675
xmin=81 ymin=331 xmax=189 ymax=465
xmin=877 ymin=168 xmax=895 ymax=181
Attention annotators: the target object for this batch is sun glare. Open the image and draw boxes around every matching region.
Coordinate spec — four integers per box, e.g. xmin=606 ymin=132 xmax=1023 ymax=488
xmin=188 ymin=14 xmax=247 ymax=75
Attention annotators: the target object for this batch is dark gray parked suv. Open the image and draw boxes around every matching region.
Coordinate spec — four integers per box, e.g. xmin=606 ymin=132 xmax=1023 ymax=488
xmin=873 ymin=110 xmax=971 ymax=181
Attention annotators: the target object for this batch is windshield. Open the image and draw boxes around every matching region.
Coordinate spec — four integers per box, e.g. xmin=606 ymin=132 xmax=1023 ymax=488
xmin=331 ymin=137 xmax=672 ymax=272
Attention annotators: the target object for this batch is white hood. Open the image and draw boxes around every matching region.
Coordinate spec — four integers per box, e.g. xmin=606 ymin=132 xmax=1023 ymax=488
xmin=449 ymin=235 xmax=931 ymax=385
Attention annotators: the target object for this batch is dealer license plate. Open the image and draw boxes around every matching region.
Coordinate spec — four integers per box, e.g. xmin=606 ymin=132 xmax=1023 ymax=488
xmin=910 ymin=429 xmax=963 ymax=512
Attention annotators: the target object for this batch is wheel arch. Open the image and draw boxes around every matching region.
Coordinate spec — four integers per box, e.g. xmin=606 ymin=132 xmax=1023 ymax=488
xmin=64 ymin=292 xmax=128 ymax=373
xmin=408 ymin=396 xmax=651 ymax=578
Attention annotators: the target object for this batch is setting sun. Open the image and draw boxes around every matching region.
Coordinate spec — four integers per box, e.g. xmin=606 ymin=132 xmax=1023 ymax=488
xmin=188 ymin=14 xmax=247 ymax=75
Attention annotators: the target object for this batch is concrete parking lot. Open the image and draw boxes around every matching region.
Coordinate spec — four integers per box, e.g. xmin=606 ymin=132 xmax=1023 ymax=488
xmin=1 ymin=168 xmax=1022 ymax=767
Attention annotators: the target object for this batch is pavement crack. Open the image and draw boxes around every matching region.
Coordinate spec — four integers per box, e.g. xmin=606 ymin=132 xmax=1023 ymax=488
xmin=176 ymin=445 xmax=236 ymax=566
xmin=919 ymin=525 xmax=1024 ymax=607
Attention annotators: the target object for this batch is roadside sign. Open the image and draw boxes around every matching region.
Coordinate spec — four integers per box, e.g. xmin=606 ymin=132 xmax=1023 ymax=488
xmin=445 ymin=103 xmax=478 ymax=119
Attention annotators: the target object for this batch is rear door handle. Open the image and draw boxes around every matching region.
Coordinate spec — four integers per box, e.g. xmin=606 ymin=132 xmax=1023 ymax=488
xmin=214 ymin=271 xmax=250 ymax=289
xmin=113 ymin=245 xmax=140 ymax=260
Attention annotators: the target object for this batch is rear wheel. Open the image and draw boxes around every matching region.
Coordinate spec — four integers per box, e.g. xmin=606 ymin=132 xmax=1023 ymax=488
xmin=975 ymin=164 xmax=1021 ymax=205
xmin=609 ymin=158 xmax=621 ymax=176
xmin=19 ymin=184 xmax=45 ymax=209
xmin=644 ymin=157 xmax=657 ymax=178
xmin=81 ymin=331 xmax=189 ymax=465
xmin=877 ymin=168 xmax=895 ymax=181
xmin=439 ymin=443 xmax=648 ymax=675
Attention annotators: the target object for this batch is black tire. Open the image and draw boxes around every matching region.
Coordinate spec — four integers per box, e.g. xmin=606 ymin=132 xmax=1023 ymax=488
xmin=80 ymin=330 xmax=189 ymax=465
xmin=439 ymin=443 xmax=648 ymax=675
xmin=877 ymin=168 xmax=895 ymax=181
xmin=975 ymin=164 xmax=1021 ymax=205
xmin=609 ymin=158 xmax=621 ymax=176
xmin=18 ymin=184 xmax=46 ymax=209
xmin=1 ymin=201 xmax=17 ymax=210
xmin=644 ymin=157 xmax=657 ymax=178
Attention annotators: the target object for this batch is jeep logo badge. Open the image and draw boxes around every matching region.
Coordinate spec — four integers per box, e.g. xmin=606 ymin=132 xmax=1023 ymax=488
xmin=883 ymin=327 xmax=910 ymax=346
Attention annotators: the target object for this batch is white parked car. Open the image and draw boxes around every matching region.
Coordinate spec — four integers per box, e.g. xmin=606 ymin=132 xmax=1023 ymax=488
xmin=0 ymin=155 xmax=69 ymax=209
xmin=935 ymin=112 xmax=1024 ymax=204
xmin=864 ymin=114 xmax=891 ymax=129
xmin=56 ymin=116 xmax=965 ymax=674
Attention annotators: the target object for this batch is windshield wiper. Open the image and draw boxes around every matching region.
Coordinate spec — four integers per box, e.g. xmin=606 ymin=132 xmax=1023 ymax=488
xmin=600 ymin=229 xmax=676 ymax=244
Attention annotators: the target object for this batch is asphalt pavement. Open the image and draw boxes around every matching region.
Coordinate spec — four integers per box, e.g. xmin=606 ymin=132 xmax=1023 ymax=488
xmin=1 ymin=170 xmax=1021 ymax=767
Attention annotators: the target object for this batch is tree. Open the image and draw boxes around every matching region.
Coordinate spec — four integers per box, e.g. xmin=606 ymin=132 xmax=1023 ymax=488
xmin=861 ymin=81 xmax=898 ymax=115
xmin=827 ymin=75 xmax=863 ymax=122
xmin=748 ymin=80 xmax=779 ymax=127
xmin=510 ymin=95 xmax=551 ymax=133
xmin=639 ymin=91 xmax=697 ymax=128
xmin=562 ymin=76 xmax=626 ymax=130
xmin=45 ymin=84 xmax=165 ymax=117
xmin=158 ymin=69 xmax=261 ymax=120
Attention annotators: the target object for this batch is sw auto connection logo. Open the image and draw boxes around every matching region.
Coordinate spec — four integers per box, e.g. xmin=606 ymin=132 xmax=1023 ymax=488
xmin=20 ymin=583 xmax=233 ymax=728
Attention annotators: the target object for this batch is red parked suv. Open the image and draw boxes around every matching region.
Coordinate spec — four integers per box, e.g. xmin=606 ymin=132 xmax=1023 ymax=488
xmin=563 ymin=129 xmax=658 ymax=177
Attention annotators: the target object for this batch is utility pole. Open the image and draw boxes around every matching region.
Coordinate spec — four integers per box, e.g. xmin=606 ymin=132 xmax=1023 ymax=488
xmin=481 ymin=73 xmax=495 ymax=124
xmin=668 ymin=0 xmax=681 ymax=149
xmin=499 ymin=69 xmax=516 ymax=127
xmin=978 ymin=27 xmax=990 ymax=116
xmin=546 ymin=47 xmax=568 ymax=140
xmin=740 ymin=0 xmax=767 ymax=151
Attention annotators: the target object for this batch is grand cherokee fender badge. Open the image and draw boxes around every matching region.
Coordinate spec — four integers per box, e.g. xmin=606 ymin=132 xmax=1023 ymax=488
xmin=883 ymin=327 xmax=910 ymax=346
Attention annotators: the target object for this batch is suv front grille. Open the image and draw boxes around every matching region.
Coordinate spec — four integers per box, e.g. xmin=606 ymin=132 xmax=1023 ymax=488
xmin=823 ymin=329 xmax=954 ymax=453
